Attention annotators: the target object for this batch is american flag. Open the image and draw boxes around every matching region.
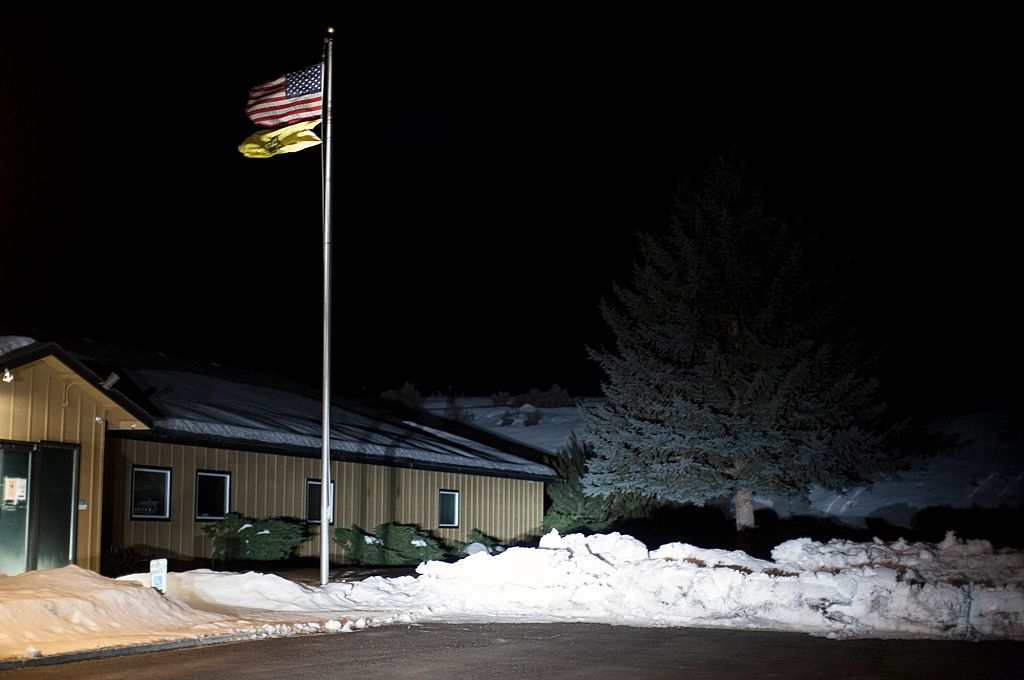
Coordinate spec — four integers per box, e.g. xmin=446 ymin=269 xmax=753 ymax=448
xmin=246 ymin=64 xmax=323 ymax=128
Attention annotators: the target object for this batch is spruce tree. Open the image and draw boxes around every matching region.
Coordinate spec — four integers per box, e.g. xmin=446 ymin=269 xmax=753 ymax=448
xmin=582 ymin=155 xmax=891 ymax=530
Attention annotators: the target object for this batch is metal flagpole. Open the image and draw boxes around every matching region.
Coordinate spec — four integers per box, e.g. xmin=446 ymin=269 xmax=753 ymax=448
xmin=319 ymin=27 xmax=335 ymax=587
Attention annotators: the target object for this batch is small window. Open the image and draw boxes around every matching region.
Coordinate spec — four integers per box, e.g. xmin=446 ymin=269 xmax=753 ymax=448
xmin=306 ymin=479 xmax=335 ymax=524
xmin=438 ymin=489 xmax=459 ymax=528
xmin=195 ymin=470 xmax=230 ymax=520
xmin=131 ymin=466 xmax=171 ymax=520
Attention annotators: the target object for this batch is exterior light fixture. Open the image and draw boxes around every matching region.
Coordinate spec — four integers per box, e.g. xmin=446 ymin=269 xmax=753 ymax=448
xmin=2 ymin=368 xmax=12 ymax=383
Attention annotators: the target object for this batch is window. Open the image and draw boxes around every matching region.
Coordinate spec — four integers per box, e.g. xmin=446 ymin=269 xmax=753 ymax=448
xmin=438 ymin=489 xmax=459 ymax=528
xmin=195 ymin=470 xmax=230 ymax=520
xmin=306 ymin=479 xmax=335 ymax=524
xmin=131 ymin=466 xmax=171 ymax=520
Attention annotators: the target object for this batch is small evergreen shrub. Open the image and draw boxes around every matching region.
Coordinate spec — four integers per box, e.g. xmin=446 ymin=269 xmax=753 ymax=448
xmin=202 ymin=512 xmax=306 ymax=562
xmin=102 ymin=544 xmax=160 ymax=577
xmin=335 ymin=523 xmax=447 ymax=565
xmin=444 ymin=394 xmax=475 ymax=423
xmin=509 ymin=385 xmax=572 ymax=408
xmin=381 ymin=382 xmax=423 ymax=409
xmin=447 ymin=529 xmax=506 ymax=557
xmin=497 ymin=405 xmax=543 ymax=427
xmin=542 ymin=435 xmax=652 ymax=534
xmin=521 ymin=406 xmax=543 ymax=426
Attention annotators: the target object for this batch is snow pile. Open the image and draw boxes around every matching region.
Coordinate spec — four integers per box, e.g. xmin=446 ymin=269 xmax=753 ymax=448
xmin=3 ymin=531 xmax=1022 ymax=662
xmin=0 ymin=566 xmax=238 ymax=659
xmin=170 ymin=531 xmax=1024 ymax=640
xmin=336 ymin=530 xmax=1021 ymax=640
xmin=771 ymin=532 xmax=1024 ymax=587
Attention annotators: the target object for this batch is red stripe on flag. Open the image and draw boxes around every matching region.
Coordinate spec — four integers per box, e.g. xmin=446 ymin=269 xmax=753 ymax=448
xmin=244 ymin=67 xmax=322 ymax=128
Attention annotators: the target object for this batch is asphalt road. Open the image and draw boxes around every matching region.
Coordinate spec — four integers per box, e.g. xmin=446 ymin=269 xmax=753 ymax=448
xmin=5 ymin=623 xmax=1023 ymax=680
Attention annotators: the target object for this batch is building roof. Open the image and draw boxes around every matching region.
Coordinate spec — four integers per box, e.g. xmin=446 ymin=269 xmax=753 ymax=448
xmin=1 ymin=336 xmax=557 ymax=481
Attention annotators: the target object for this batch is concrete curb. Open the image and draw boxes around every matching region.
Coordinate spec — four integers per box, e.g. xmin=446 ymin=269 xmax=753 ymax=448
xmin=0 ymin=633 xmax=251 ymax=671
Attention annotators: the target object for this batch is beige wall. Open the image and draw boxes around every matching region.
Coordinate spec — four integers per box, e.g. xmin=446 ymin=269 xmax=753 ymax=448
xmin=106 ymin=438 xmax=546 ymax=564
xmin=0 ymin=356 xmax=143 ymax=572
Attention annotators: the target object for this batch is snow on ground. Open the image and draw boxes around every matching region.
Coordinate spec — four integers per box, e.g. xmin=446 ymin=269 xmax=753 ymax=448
xmin=2 ymin=531 xmax=1022 ymax=662
xmin=421 ymin=396 xmax=591 ymax=455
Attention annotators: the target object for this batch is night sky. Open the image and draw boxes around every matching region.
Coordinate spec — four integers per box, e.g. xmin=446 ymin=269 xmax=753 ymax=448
xmin=2 ymin=13 xmax=1018 ymax=416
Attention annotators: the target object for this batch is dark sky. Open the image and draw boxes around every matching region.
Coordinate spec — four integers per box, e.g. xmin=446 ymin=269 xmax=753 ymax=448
xmin=1 ymin=12 xmax=1019 ymax=415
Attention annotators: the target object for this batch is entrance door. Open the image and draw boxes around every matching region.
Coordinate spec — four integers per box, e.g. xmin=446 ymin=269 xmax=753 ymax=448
xmin=0 ymin=441 xmax=79 ymax=575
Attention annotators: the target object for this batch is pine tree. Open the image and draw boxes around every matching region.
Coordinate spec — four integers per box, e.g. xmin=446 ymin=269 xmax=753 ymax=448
xmin=582 ymin=155 xmax=892 ymax=531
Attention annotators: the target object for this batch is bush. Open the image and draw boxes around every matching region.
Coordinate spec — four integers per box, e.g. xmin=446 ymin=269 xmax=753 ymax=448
xmin=497 ymin=405 xmax=543 ymax=427
xmin=443 ymin=394 xmax=475 ymax=423
xmin=102 ymin=544 xmax=160 ymax=577
xmin=202 ymin=512 xmax=306 ymax=562
xmin=542 ymin=435 xmax=652 ymax=534
xmin=335 ymin=523 xmax=447 ymax=565
xmin=381 ymin=382 xmax=423 ymax=409
xmin=509 ymin=385 xmax=572 ymax=408
xmin=456 ymin=529 xmax=506 ymax=555
xmin=490 ymin=391 xmax=511 ymax=407
xmin=521 ymin=406 xmax=543 ymax=426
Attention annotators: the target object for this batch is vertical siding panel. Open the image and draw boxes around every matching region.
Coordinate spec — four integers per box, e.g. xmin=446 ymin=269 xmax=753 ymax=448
xmin=11 ymin=368 xmax=29 ymax=440
xmin=245 ymin=451 xmax=257 ymax=518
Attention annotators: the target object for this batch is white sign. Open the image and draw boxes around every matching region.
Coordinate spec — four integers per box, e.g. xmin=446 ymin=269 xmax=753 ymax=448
xmin=3 ymin=477 xmax=27 ymax=503
xmin=150 ymin=558 xmax=168 ymax=593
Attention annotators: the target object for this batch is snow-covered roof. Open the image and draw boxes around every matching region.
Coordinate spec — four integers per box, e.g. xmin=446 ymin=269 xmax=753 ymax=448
xmin=0 ymin=337 xmax=556 ymax=481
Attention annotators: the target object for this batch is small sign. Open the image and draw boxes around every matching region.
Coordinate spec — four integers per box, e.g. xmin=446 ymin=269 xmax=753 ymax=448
xmin=78 ymin=499 xmax=88 ymax=510
xmin=3 ymin=477 xmax=27 ymax=503
xmin=150 ymin=558 xmax=168 ymax=593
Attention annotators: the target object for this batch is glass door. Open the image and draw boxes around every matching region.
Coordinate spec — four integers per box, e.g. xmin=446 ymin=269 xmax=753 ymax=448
xmin=31 ymin=443 xmax=79 ymax=570
xmin=0 ymin=441 xmax=78 ymax=575
xmin=0 ymin=442 xmax=32 ymax=576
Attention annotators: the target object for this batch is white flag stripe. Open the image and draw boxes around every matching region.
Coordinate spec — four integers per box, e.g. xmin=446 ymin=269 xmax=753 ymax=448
xmin=249 ymin=99 xmax=323 ymax=123
xmin=244 ymin=64 xmax=322 ymax=128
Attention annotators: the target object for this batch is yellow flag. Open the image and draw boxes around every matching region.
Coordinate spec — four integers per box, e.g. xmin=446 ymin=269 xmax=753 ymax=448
xmin=238 ymin=119 xmax=322 ymax=158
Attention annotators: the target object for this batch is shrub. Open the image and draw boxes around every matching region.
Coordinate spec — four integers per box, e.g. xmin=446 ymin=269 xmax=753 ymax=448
xmin=444 ymin=394 xmax=475 ymax=423
xmin=102 ymin=544 xmax=160 ymax=577
xmin=202 ymin=512 xmax=306 ymax=562
xmin=447 ymin=529 xmax=506 ymax=557
xmin=521 ymin=406 xmax=543 ymax=426
xmin=497 ymin=405 xmax=543 ymax=427
xmin=490 ymin=391 xmax=511 ymax=407
xmin=381 ymin=382 xmax=423 ymax=409
xmin=509 ymin=385 xmax=572 ymax=408
xmin=542 ymin=435 xmax=652 ymax=534
xmin=335 ymin=523 xmax=447 ymax=565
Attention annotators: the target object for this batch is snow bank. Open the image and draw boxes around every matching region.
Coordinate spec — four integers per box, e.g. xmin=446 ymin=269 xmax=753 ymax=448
xmin=3 ymin=532 xmax=1022 ymax=662
xmin=0 ymin=565 xmax=237 ymax=659
xmin=374 ymin=531 xmax=1022 ymax=640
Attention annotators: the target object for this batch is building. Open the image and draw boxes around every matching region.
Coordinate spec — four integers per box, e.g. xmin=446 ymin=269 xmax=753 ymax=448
xmin=0 ymin=336 xmax=557 ymax=575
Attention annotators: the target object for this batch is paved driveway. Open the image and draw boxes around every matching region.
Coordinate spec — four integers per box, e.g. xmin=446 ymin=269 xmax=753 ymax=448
xmin=5 ymin=623 xmax=1022 ymax=679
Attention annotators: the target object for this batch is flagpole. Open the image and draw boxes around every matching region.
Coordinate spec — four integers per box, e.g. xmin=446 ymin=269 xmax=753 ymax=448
xmin=319 ymin=27 xmax=335 ymax=587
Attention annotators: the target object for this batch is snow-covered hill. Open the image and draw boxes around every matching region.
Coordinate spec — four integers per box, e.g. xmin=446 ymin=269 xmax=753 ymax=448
xmin=425 ymin=397 xmax=1022 ymax=530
